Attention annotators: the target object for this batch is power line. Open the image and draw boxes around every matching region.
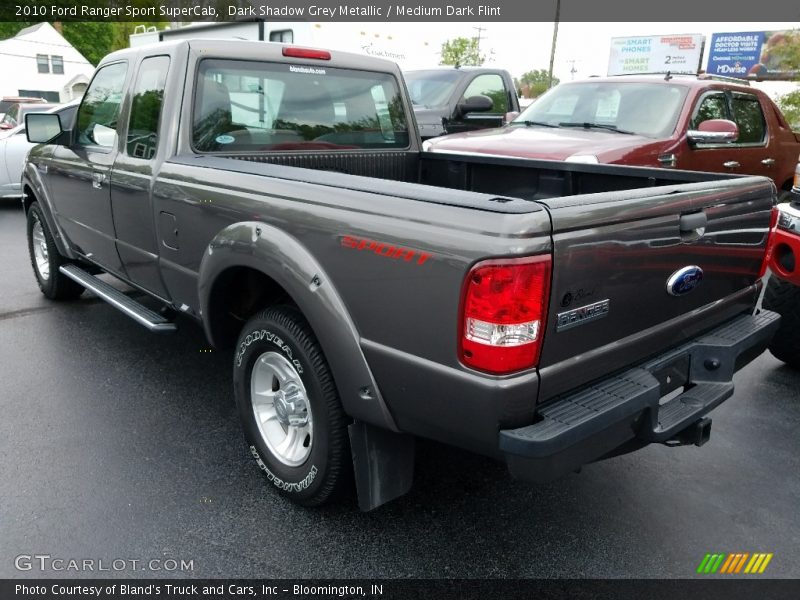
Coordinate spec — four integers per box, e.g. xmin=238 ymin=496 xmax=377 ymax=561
xmin=0 ymin=50 xmax=92 ymax=65
xmin=3 ymin=37 xmax=74 ymax=49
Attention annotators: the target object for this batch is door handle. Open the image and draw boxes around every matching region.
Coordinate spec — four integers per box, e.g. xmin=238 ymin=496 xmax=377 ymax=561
xmin=91 ymin=171 xmax=106 ymax=189
xmin=761 ymin=158 xmax=776 ymax=166
xmin=679 ymin=211 xmax=707 ymax=242
xmin=723 ymin=161 xmax=740 ymax=169
xmin=680 ymin=211 xmax=707 ymax=233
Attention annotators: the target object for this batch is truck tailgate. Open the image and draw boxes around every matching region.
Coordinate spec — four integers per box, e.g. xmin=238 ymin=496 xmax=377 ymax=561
xmin=534 ymin=176 xmax=774 ymax=402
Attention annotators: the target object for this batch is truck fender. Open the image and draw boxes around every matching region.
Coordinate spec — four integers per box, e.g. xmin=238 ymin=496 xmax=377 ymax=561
xmin=198 ymin=221 xmax=399 ymax=433
xmin=21 ymin=162 xmax=76 ymax=259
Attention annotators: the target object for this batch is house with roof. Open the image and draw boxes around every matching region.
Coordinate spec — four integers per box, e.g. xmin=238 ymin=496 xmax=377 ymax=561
xmin=0 ymin=23 xmax=95 ymax=102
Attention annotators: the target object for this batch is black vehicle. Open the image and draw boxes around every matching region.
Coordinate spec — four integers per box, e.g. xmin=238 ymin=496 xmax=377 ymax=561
xmin=404 ymin=67 xmax=520 ymax=140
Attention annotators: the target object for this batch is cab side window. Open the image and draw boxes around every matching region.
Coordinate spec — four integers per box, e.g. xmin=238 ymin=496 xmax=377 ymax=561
xmin=692 ymin=93 xmax=727 ymax=129
xmin=76 ymin=62 xmax=128 ymax=148
xmin=730 ymin=93 xmax=766 ymax=144
xmin=462 ymin=74 xmax=509 ymax=113
xmin=127 ymin=56 xmax=170 ymax=159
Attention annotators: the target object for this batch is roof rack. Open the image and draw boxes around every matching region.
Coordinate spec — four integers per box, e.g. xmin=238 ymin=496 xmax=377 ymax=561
xmin=608 ymin=72 xmax=750 ymax=86
xmin=696 ymin=73 xmax=751 ymax=85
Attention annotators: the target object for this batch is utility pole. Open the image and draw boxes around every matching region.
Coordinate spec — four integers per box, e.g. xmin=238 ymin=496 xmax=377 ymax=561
xmin=472 ymin=25 xmax=486 ymax=52
xmin=547 ymin=0 xmax=561 ymax=88
xmin=472 ymin=25 xmax=487 ymax=66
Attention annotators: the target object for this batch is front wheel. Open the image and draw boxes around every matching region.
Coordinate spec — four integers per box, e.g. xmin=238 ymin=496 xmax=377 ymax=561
xmin=26 ymin=202 xmax=84 ymax=300
xmin=233 ymin=306 xmax=351 ymax=506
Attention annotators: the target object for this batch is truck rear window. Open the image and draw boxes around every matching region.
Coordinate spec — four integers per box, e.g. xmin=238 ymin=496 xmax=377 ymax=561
xmin=192 ymin=59 xmax=410 ymax=152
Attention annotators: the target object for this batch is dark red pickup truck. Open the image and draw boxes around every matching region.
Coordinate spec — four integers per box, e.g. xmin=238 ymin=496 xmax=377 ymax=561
xmin=426 ymin=74 xmax=800 ymax=199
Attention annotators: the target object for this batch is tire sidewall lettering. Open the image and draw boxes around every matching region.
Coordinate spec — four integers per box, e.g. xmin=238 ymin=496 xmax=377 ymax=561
xmin=249 ymin=445 xmax=318 ymax=493
xmin=236 ymin=328 xmax=304 ymax=375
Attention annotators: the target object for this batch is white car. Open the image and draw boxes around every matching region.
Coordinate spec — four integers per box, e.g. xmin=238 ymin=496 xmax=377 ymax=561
xmin=0 ymin=102 xmax=77 ymax=199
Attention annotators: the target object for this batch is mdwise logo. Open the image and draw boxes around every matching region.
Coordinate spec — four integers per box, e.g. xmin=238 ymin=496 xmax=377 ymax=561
xmin=696 ymin=552 xmax=774 ymax=574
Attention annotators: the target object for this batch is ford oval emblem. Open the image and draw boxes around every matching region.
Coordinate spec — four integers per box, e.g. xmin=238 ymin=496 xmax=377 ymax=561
xmin=666 ymin=265 xmax=704 ymax=296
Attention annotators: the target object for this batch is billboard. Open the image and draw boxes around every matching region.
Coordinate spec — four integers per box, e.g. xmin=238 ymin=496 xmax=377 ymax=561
xmin=608 ymin=34 xmax=705 ymax=76
xmin=707 ymin=30 xmax=800 ymax=80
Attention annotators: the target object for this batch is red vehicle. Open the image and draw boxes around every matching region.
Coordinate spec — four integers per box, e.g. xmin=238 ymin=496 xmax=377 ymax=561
xmin=425 ymin=74 xmax=800 ymax=200
xmin=0 ymin=96 xmax=45 ymax=117
xmin=0 ymin=102 xmax=58 ymax=131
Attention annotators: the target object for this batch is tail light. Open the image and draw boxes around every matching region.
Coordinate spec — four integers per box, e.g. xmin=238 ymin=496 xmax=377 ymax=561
xmin=459 ymin=255 xmax=551 ymax=374
xmin=282 ymin=47 xmax=331 ymax=60
xmin=765 ymin=204 xmax=800 ymax=286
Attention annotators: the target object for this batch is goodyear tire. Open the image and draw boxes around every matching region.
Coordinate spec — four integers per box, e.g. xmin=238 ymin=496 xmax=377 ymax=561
xmin=26 ymin=202 xmax=84 ymax=300
xmin=233 ymin=305 xmax=350 ymax=506
xmin=763 ymin=277 xmax=800 ymax=370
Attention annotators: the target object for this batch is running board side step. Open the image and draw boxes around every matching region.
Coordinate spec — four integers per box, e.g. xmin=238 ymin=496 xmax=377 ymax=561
xmin=60 ymin=264 xmax=177 ymax=333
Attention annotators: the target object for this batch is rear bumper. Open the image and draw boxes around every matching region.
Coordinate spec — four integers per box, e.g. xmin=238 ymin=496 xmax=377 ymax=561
xmin=499 ymin=310 xmax=780 ymax=482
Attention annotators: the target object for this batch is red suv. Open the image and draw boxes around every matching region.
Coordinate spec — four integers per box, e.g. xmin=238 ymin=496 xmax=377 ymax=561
xmin=426 ymin=75 xmax=800 ymax=199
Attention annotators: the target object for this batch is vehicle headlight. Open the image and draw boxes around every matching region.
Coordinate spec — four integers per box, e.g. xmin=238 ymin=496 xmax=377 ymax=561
xmin=565 ymin=154 xmax=599 ymax=164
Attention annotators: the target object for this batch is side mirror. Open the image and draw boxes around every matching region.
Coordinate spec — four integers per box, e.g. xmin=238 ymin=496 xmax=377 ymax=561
xmin=687 ymin=119 xmax=739 ymax=144
xmin=26 ymin=113 xmax=66 ymax=144
xmin=455 ymin=94 xmax=494 ymax=118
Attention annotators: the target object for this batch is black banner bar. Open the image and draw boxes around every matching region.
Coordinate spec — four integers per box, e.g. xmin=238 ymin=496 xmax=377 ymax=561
xmin=4 ymin=0 xmax=800 ymax=22
xmin=3 ymin=579 xmax=800 ymax=600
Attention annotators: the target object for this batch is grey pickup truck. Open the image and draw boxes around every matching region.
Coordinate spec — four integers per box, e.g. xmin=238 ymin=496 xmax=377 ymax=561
xmin=23 ymin=40 xmax=781 ymax=511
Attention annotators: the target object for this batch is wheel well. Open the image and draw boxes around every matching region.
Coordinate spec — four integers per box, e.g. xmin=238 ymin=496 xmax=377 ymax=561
xmin=207 ymin=266 xmax=295 ymax=349
xmin=23 ymin=185 xmax=36 ymax=213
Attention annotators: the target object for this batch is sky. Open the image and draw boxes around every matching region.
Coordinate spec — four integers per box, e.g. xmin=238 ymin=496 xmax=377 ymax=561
xmin=347 ymin=21 xmax=800 ymax=98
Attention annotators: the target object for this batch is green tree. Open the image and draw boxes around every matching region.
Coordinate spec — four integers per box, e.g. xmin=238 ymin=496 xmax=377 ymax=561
xmin=515 ymin=69 xmax=560 ymax=98
xmin=0 ymin=22 xmax=36 ymax=40
xmin=764 ymin=30 xmax=800 ymax=73
xmin=61 ymin=23 xmax=115 ymax=65
xmin=777 ymin=89 xmax=800 ymax=129
xmin=439 ymin=37 xmax=485 ymax=67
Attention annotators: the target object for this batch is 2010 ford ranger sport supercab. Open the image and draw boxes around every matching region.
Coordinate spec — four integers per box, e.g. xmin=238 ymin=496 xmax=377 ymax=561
xmin=23 ymin=40 xmax=782 ymax=511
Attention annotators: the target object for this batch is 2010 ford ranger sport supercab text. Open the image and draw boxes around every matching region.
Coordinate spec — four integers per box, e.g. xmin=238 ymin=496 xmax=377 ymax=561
xmin=23 ymin=40 xmax=782 ymax=511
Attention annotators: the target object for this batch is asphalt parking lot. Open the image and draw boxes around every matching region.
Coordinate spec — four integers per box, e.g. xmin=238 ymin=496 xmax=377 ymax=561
xmin=1 ymin=201 xmax=799 ymax=579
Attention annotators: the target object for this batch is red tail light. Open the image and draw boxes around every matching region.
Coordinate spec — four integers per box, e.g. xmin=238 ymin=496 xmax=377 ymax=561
xmin=766 ymin=204 xmax=800 ymax=285
xmin=282 ymin=47 xmax=331 ymax=60
xmin=459 ymin=255 xmax=551 ymax=374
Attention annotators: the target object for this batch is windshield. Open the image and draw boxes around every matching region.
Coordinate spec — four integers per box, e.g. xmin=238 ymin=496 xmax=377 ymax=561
xmin=404 ymin=70 xmax=461 ymax=108
xmin=514 ymin=81 xmax=689 ymax=138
